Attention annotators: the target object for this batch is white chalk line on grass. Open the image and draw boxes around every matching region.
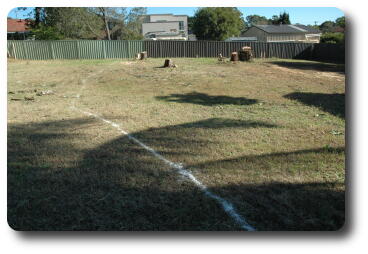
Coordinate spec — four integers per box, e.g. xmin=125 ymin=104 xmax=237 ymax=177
xmin=70 ymin=106 xmax=256 ymax=231
xmin=71 ymin=69 xmax=105 ymax=108
xmin=70 ymin=67 xmax=256 ymax=231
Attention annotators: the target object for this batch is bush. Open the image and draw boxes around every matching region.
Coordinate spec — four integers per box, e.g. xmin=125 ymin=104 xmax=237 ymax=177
xmin=320 ymin=32 xmax=344 ymax=44
xmin=30 ymin=25 xmax=64 ymax=40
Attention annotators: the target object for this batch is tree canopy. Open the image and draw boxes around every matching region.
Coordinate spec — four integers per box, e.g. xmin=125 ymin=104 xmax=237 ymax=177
xmin=318 ymin=16 xmax=345 ymax=37
xmin=270 ymin=12 xmax=291 ymax=25
xmin=192 ymin=7 xmax=245 ymax=40
xmin=29 ymin=7 xmax=146 ymax=40
xmin=335 ymin=16 xmax=345 ymax=28
xmin=245 ymin=15 xmax=269 ymax=27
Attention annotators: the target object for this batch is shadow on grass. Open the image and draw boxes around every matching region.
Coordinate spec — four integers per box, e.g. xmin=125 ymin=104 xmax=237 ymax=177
xmin=191 ymin=146 xmax=345 ymax=231
xmin=156 ymin=92 xmax=258 ymax=106
xmin=8 ymin=116 xmax=344 ymax=231
xmin=7 ymin=117 xmax=276 ymax=231
xmin=268 ymin=61 xmax=345 ymax=74
xmin=284 ymin=92 xmax=345 ymax=119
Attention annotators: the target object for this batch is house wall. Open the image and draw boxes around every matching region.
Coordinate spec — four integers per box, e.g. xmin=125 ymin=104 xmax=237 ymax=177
xmin=146 ymin=15 xmax=188 ymax=37
xmin=142 ymin=22 xmax=180 ymax=37
xmin=242 ymin=27 xmax=267 ymax=41
xmin=266 ymin=33 xmax=306 ymax=42
xmin=244 ymin=26 xmax=320 ymax=43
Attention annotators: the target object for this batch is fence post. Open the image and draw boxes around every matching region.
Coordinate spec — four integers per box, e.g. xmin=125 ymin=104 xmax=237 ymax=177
xmin=103 ymin=40 xmax=107 ymax=59
xmin=22 ymin=41 xmax=28 ymax=59
xmin=49 ymin=41 xmax=55 ymax=59
xmin=127 ymin=40 xmax=131 ymax=58
xmin=76 ymin=40 xmax=80 ymax=59
xmin=12 ymin=42 xmax=17 ymax=59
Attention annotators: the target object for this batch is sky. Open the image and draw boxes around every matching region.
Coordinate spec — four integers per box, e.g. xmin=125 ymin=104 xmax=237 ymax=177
xmin=8 ymin=7 xmax=344 ymax=26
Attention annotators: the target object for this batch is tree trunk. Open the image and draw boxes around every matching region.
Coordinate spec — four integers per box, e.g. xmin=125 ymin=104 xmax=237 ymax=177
xmin=163 ymin=59 xmax=173 ymax=67
xmin=35 ymin=7 xmax=41 ymax=26
xmin=140 ymin=51 xmax=147 ymax=60
xmin=239 ymin=47 xmax=253 ymax=61
xmin=230 ymin=52 xmax=239 ymax=62
xmin=100 ymin=8 xmax=111 ymax=40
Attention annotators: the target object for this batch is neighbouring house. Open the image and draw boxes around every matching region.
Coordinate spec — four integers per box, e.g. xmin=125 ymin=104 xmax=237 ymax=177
xmin=142 ymin=14 xmax=188 ymax=40
xmin=7 ymin=18 xmax=32 ymax=40
xmin=242 ymin=24 xmax=321 ymax=43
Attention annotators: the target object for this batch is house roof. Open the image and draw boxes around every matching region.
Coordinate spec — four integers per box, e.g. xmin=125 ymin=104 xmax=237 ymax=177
xmin=148 ymin=14 xmax=188 ymax=17
xmin=143 ymin=21 xmax=180 ymax=24
xmin=293 ymin=24 xmax=321 ymax=34
xmin=253 ymin=24 xmax=321 ymax=34
xmin=225 ymin=37 xmax=257 ymax=42
xmin=7 ymin=18 xmax=30 ymax=32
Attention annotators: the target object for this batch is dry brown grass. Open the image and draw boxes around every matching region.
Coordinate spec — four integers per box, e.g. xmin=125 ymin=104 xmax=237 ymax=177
xmin=8 ymin=58 xmax=345 ymax=230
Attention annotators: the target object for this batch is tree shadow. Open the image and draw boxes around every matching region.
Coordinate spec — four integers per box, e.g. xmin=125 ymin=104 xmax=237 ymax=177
xmin=156 ymin=92 xmax=258 ymax=106
xmin=284 ymin=92 xmax=345 ymax=119
xmin=191 ymin=146 xmax=345 ymax=231
xmin=7 ymin=116 xmax=344 ymax=230
xmin=267 ymin=61 xmax=345 ymax=74
xmin=209 ymin=181 xmax=345 ymax=231
xmin=8 ymin=116 xmax=277 ymax=230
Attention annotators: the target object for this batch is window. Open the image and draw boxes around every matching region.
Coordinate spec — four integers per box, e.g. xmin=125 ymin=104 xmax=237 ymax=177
xmin=179 ymin=21 xmax=184 ymax=31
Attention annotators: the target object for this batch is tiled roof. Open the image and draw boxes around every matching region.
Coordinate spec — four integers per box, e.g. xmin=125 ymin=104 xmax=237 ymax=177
xmin=294 ymin=24 xmax=321 ymax=34
xmin=7 ymin=18 xmax=30 ymax=32
xmin=254 ymin=24 xmax=321 ymax=34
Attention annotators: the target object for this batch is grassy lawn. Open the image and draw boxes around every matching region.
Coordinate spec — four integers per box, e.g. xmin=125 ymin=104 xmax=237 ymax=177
xmin=7 ymin=57 xmax=345 ymax=231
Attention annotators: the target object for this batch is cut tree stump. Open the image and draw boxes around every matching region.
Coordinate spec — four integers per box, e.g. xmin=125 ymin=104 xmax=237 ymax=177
xmin=163 ymin=59 xmax=174 ymax=68
xmin=230 ymin=52 xmax=239 ymax=62
xmin=140 ymin=51 xmax=147 ymax=60
xmin=238 ymin=46 xmax=253 ymax=61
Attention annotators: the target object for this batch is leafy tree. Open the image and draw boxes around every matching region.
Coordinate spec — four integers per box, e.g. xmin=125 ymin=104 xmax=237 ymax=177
xmin=335 ymin=16 xmax=345 ymax=28
xmin=188 ymin=16 xmax=195 ymax=33
xmin=270 ymin=12 xmax=291 ymax=25
xmin=30 ymin=24 xmax=63 ymax=40
xmin=89 ymin=7 xmax=146 ymax=40
xmin=42 ymin=8 xmax=104 ymax=39
xmin=28 ymin=7 xmax=147 ymax=40
xmin=319 ymin=21 xmax=335 ymax=33
xmin=245 ymin=15 xmax=269 ymax=27
xmin=122 ymin=7 xmax=146 ymax=40
xmin=89 ymin=7 xmax=125 ymax=40
xmin=270 ymin=15 xmax=279 ymax=25
xmin=192 ymin=7 xmax=245 ymax=40
xmin=320 ymin=32 xmax=344 ymax=44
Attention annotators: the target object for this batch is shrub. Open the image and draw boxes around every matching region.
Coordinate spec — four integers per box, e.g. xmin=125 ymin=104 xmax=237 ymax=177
xmin=320 ymin=32 xmax=345 ymax=44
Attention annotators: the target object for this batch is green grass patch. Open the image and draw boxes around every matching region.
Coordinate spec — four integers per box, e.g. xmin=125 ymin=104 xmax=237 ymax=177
xmin=8 ymin=57 xmax=345 ymax=231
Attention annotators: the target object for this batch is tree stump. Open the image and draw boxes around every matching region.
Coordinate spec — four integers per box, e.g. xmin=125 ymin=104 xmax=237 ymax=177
xmin=230 ymin=52 xmax=239 ymax=62
xmin=140 ymin=51 xmax=147 ymax=60
xmin=239 ymin=46 xmax=253 ymax=61
xmin=163 ymin=59 xmax=173 ymax=68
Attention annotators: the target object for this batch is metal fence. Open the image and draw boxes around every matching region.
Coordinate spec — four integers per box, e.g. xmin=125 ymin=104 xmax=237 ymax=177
xmin=7 ymin=40 xmax=344 ymax=62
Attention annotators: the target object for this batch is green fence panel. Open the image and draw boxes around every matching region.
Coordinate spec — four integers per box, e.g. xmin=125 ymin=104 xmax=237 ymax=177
xmin=7 ymin=40 xmax=344 ymax=62
xmin=105 ymin=40 xmax=127 ymax=58
xmin=78 ymin=40 xmax=104 ymax=59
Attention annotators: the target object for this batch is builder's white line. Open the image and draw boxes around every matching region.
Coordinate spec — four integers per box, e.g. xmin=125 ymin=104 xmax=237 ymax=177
xmin=70 ymin=106 xmax=256 ymax=231
xmin=71 ymin=68 xmax=255 ymax=231
xmin=71 ymin=70 xmax=104 ymax=107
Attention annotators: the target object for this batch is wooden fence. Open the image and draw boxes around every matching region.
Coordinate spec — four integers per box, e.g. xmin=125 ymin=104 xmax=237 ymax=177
xmin=7 ymin=40 xmax=344 ymax=62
